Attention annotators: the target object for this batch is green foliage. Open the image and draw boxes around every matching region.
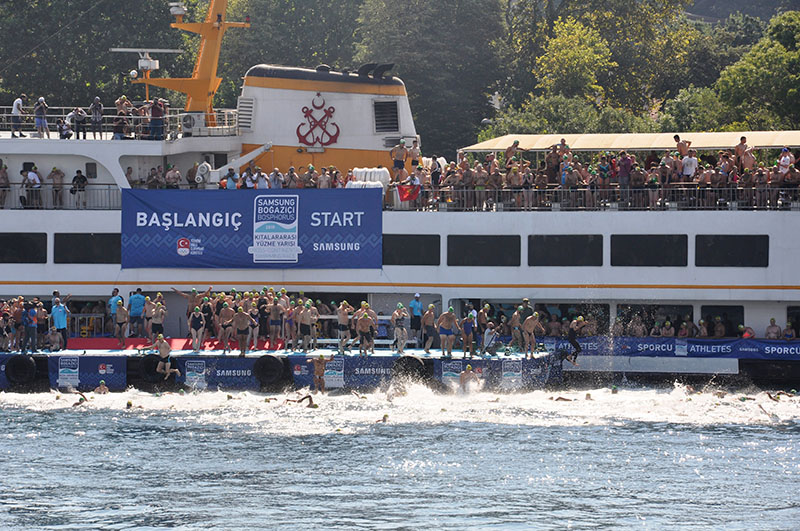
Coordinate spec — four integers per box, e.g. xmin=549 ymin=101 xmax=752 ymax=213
xmin=716 ymin=11 xmax=800 ymax=126
xmin=481 ymin=94 xmax=656 ymax=140
xmin=658 ymin=86 xmax=726 ymax=131
xmin=212 ymin=0 xmax=364 ymax=107
xmin=356 ymin=0 xmax=505 ymax=157
xmin=0 ymin=0 xmax=185 ymax=106
xmin=534 ymin=18 xmax=616 ymax=100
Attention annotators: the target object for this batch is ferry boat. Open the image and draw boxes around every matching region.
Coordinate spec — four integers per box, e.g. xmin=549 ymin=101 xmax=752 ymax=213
xmin=1 ymin=0 xmax=800 ymax=389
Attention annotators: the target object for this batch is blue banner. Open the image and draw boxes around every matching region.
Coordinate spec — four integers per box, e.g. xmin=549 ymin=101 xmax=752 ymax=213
xmin=175 ymin=356 xmax=260 ymax=390
xmin=121 ymin=189 xmax=383 ymax=269
xmin=434 ymin=357 xmax=560 ymax=391
xmin=289 ymin=354 xmax=395 ymax=389
xmin=540 ymin=336 xmax=800 ymax=360
xmin=47 ymin=356 xmax=127 ymax=391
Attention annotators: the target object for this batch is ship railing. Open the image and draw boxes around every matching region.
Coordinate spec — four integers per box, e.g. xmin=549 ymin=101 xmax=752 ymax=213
xmin=0 ymin=106 xmax=239 ymax=140
xmin=0 ymin=183 xmax=121 ymax=210
xmin=387 ymin=185 xmax=800 ymax=211
xmin=67 ymin=313 xmax=107 ymax=338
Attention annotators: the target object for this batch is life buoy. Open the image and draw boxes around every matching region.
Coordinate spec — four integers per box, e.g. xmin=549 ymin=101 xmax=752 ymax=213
xmin=5 ymin=354 xmax=37 ymax=385
xmin=253 ymin=355 xmax=287 ymax=388
xmin=392 ymin=355 xmax=428 ymax=381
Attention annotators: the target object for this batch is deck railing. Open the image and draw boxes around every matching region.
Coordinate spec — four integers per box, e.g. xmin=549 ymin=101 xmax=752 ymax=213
xmin=0 ymin=105 xmax=238 ymax=139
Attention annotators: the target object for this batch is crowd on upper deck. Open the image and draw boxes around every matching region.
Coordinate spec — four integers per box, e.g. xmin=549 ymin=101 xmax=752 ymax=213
xmin=8 ymin=92 xmax=168 ymax=141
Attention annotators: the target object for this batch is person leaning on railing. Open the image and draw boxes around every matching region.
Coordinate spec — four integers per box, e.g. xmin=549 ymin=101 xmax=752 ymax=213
xmin=71 ymin=170 xmax=88 ymax=209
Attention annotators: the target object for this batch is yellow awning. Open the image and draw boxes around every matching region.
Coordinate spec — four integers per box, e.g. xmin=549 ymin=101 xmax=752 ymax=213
xmin=461 ymin=131 xmax=800 ymax=153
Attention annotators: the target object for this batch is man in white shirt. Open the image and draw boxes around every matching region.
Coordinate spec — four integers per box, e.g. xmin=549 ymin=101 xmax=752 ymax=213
xmin=11 ymin=94 xmax=27 ymax=138
xmin=779 ymin=148 xmax=793 ymax=175
xmin=681 ymin=149 xmax=699 ymax=181
xmin=24 ymin=167 xmax=42 ymax=208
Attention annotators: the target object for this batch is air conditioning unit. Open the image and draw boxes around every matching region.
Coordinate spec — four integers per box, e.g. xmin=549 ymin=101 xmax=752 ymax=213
xmin=181 ymin=112 xmax=205 ymax=136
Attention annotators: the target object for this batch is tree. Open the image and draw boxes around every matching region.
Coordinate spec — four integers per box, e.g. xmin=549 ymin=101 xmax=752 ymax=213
xmin=479 ymin=94 xmax=656 ymax=141
xmin=0 ymin=0 xmax=185 ymax=106
xmin=210 ymin=0 xmax=365 ymax=108
xmin=716 ymin=11 xmax=800 ymax=127
xmin=356 ymin=0 xmax=504 ymax=158
xmin=658 ymin=86 xmax=727 ymax=132
xmin=534 ymin=17 xmax=616 ymax=100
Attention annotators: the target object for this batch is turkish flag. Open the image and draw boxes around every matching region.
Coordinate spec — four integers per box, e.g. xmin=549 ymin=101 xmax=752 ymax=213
xmin=397 ymin=185 xmax=420 ymax=201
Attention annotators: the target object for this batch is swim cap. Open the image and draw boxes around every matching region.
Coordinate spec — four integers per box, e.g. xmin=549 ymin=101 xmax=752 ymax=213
xmin=319 ymin=354 xmax=324 ymax=359
xmin=191 ymin=288 xmax=197 ymax=292
xmin=223 ymin=302 xmax=228 ymax=308
xmin=194 ymin=306 xmax=200 ymax=312
xmin=280 ymin=288 xmax=286 ymax=293
xmin=365 ymin=303 xmax=370 ymax=308
xmin=316 ymin=299 xmax=321 ymax=304
xmin=252 ymin=302 xmax=257 ymax=308
xmin=290 ymin=301 xmax=296 ymax=306
xmin=237 ymin=307 xmax=243 ymax=312
xmin=117 ymin=300 xmax=123 ymax=305
xmin=466 ymin=365 xmax=472 ymax=370
xmin=305 ymin=302 xmax=311 ymax=308
xmin=665 ymin=321 xmax=671 ymax=327
xmin=79 ymin=397 xmax=85 ymax=403
xmin=738 ymin=324 xmax=744 ymax=330
xmin=330 ymin=301 xmax=336 ymax=306
xmin=145 ymin=296 xmax=150 ymax=301
xmin=533 ymin=312 xmax=539 ymax=317
xmin=517 ymin=306 xmax=523 ymax=312
xmin=397 ymin=303 xmax=403 ymax=309
xmin=99 ymin=380 xmax=105 ymax=385
xmin=203 ymin=297 xmax=209 ymax=302
xmin=484 ymin=304 xmax=490 ymax=309
xmin=577 ymin=316 xmax=584 ymax=322
xmin=428 ymin=304 xmax=434 ymax=309
xmin=157 ymin=292 xmax=162 ymax=297
xmin=156 ymin=302 xmax=161 ymax=307
xmin=448 ymin=307 xmax=454 ymax=313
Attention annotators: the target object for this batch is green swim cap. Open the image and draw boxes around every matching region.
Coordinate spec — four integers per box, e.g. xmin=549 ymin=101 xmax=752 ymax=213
xmin=518 ymin=306 xmax=523 ymax=311
xmin=397 ymin=303 xmax=403 ymax=309
xmin=305 ymin=302 xmax=311 ymax=308
xmin=203 ymin=297 xmax=208 ymax=302
xmin=194 ymin=306 xmax=200 ymax=312
xmin=99 ymin=380 xmax=105 ymax=385
xmin=448 ymin=307 xmax=454 ymax=313
xmin=223 ymin=302 xmax=228 ymax=308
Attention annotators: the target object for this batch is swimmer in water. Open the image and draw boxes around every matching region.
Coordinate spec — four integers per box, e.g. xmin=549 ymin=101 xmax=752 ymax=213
xmin=376 ymin=414 xmax=389 ymax=423
xmin=94 ymin=380 xmax=109 ymax=394
xmin=71 ymin=391 xmax=88 ymax=407
xmin=285 ymin=394 xmax=317 ymax=408
xmin=307 ymin=353 xmax=336 ymax=393
xmin=459 ymin=364 xmax=480 ymax=392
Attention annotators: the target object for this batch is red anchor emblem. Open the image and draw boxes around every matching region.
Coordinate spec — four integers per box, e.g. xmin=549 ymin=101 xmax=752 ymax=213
xmin=296 ymin=93 xmax=340 ymax=147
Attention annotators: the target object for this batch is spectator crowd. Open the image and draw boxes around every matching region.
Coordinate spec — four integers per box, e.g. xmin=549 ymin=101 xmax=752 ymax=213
xmin=1 ymin=288 xmax=797 ymax=359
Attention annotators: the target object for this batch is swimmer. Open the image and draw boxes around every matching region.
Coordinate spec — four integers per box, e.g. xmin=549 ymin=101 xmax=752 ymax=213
xmin=565 ymin=316 xmax=586 ymax=365
xmin=459 ymin=364 xmax=480 ymax=392
xmin=94 ymin=380 xmax=109 ymax=394
xmin=376 ymin=414 xmax=389 ymax=423
xmin=437 ymin=307 xmax=460 ymax=358
xmin=285 ymin=394 xmax=317 ymax=408
xmin=307 ymin=353 xmax=335 ymax=393
xmin=155 ymin=334 xmax=181 ymax=380
xmin=72 ymin=391 xmax=88 ymax=407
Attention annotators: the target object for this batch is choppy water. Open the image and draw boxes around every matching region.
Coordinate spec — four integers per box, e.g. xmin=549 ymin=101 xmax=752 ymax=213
xmin=2 ymin=383 xmax=800 ymax=529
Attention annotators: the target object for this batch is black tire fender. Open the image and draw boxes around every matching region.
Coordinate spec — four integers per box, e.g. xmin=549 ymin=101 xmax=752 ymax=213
xmin=253 ymin=355 xmax=286 ymax=387
xmin=140 ymin=354 xmax=165 ymax=384
xmin=5 ymin=354 xmax=37 ymax=385
xmin=392 ymin=355 xmax=427 ymax=381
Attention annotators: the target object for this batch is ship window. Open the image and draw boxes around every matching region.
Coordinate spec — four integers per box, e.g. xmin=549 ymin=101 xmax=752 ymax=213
xmin=611 ymin=235 xmax=687 ymax=267
xmin=54 ymin=233 xmax=120 ymax=264
xmin=447 ymin=236 xmax=520 ymax=266
xmin=383 ymin=234 xmax=440 ymax=266
xmin=374 ymin=101 xmax=399 ymax=132
xmin=696 ymin=235 xmax=768 ymax=267
xmin=534 ymin=302 xmax=610 ymax=335
xmin=786 ymin=307 xmax=800 ymax=337
xmin=0 ymin=233 xmax=46 ymax=263
xmin=700 ymin=306 xmax=744 ymax=338
xmin=85 ymin=162 xmax=97 ymax=179
xmin=528 ymin=235 xmax=602 ymax=266
xmin=616 ymin=304 xmax=693 ymax=333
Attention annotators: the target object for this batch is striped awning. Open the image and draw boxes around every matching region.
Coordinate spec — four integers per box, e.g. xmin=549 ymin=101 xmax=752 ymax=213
xmin=461 ymin=131 xmax=800 ymax=153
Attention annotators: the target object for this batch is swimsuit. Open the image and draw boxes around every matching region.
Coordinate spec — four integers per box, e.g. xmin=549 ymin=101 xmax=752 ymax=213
xmin=190 ymin=314 xmax=204 ymax=331
xmin=237 ymin=328 xmax=249 ymax=336
xmin=463 ymin=321 xmax=474 ymax=335
xmin=439 ymin=326 xmax=453 ymax=336
xmin=338 ymin=324 xmax=348 ymax=332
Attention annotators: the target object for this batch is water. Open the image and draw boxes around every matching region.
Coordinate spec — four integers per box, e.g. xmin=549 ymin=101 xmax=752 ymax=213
xmin=2 ymin=384 xmax=799 ymax=529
